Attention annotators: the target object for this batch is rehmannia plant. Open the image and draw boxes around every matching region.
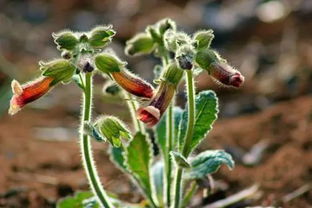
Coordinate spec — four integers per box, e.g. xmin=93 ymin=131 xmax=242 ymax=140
xmin=9 ymin=19 xmax=244 ymax=208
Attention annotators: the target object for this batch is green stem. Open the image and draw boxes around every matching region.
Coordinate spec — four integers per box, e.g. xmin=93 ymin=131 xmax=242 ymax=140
xmin=80 ymin=73 xmax=113 ymax=208
xmin=165 ymin=102 xmax=174 ymax=207
xmin=124 ymin=92 xmax=145 ymax=133
xmin=173 ymin=70 xmax=196 ymax=208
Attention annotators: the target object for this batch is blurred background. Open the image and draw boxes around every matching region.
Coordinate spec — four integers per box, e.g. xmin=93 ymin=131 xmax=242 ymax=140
xmin=0 ymin=0 xmax=311 ymax=207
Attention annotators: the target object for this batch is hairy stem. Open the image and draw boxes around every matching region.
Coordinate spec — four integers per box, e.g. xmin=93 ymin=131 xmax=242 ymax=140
xmin=80 ymin=73 xmax=113 ymax=208
xmin=173 ymin=70 xmax=195 ymax=208
xmin=165 ymin=102 xmax=174 ymax=207
xmin=124 ymin=92 xmax=145 ymax=133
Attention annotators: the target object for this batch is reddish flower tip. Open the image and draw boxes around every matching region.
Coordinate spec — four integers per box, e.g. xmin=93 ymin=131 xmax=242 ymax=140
xmin=137 ymin=106 xmax=160 ymax=127
xmin=9 ymin=76 xmax=54 ymax=115
xmin=229 ymin=72 xmax=245 ymax=88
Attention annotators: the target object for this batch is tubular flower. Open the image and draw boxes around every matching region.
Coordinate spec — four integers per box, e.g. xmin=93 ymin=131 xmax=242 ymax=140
xmin=111 ymin=71 xmax=154 ymax=98
xmin=209 ymin=62 xmax=244 ymax=88
xmin=195 ymin=49 xmax=244 ymax=88
xmin=95 ymin=53 xmax=154 ymax=98
xmin=137 ymin=63 xmax=184 ymax=127
xmin=9 ymin=76 xmax=55 ymax=115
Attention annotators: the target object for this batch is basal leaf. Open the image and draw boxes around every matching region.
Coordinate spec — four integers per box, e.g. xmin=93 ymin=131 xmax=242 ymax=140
xmin=125 ymin=132 xmax=154 ymax=198
xmin=178 ymin=90 xmax=218 ymax=155
xmin=185 ymin=150 xmax=234 ymax=179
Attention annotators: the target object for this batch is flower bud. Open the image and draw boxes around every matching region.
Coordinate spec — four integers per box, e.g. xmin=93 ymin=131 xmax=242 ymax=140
xmin=193 ymin=30 xmax=214 ymax=50
xmin=52 ymin=31 xmax=79 ymax=51
xmin=77 ymin=54 xmax=94 ymax=73
xmin=89 ymin=25 xmax=116 ymax=48
xmin=125 ymin=33 xmax=155 ymax=56
xmin=9 ymin=76 xmax=56 ymax=115
xmin=40 ymin=59 xmax=76 ymax=84
xmin=103 ymin=81 xmax=121 ymax=96
xmin=164 ymin=31 xmax=191 ymax=52
xmin=137 ymin=63 xmax=183 ymax=126
xmin=175 ymin=45 xmax=195 ymax=70
xmin=95 ymin=116 xmax=131 ymax=147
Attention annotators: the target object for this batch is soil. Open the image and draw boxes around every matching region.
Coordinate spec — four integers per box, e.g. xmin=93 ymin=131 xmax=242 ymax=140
xmin=0 ymin=95 xmax=311 ymax=207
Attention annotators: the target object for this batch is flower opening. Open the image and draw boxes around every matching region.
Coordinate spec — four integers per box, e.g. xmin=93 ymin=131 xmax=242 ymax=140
xmin=9 ymin=76 xmax=55 ymax=115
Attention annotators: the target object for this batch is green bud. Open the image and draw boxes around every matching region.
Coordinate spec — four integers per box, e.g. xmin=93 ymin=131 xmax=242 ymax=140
xmin=158 ymin=18 xmax=176 ymax=34
xmin=40 ymin=59 xmax=76 ymax=84
xmin=89 ymin=25 xmax=116 ymax=48
xmin=164 ymin=31 xmax=191 ymax=52
xmin=161 ymin=62 xmax=184 ymax=86
xmin=95 ymin=53 xmax=125 ymax=73
xmin=52 ymin=31 xmax=79 ymax=51
xmin=95 ymin=116 xmax=131 ymax=147
xmin=125 ymin=33 xmax=155 ymax=56
xmin=175 ymin=45 xmax=195 ymax=70
xmin=170 ymin=151 xmax=191 ymax=168
xmin=193 ymin=30 xmax=214 ymax=50
xmin=195 ymin=48 xmax=223 ymax=70
xmin=146 ymin=26 xmax=162 ymax=44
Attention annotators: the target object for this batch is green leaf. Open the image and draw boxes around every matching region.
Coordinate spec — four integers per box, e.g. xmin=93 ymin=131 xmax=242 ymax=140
xmin=151 ymin=161 xmax=164 ymax=207
xmin=53 ymin=31 xmax=79 ymax=51
xmin=57 ymin=191 xmax=98 ymax=208
xmin=185 ymin=150 xmax=234 ymax=179
xmin=89 ymin=25 xmax=116 ymax=48
xmin=178 ymin=90 xmax=218 ymax=155
xmin=156 ymin=106 xmax=183 ymax=156
xmin=109 ymin=146 xmax=128 ymax=172
xmin=40 ymin=59 xmax=76 ymax=85
xmin=170 ymin=151 xmax=190 ymax=168
xmin=125 ymin=132 xmax=153 ymax=198
xmin=125 ymin=33 xmax=155 ymax=56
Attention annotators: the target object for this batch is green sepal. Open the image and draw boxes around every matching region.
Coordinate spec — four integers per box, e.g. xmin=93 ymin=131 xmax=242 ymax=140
xmin=185 ymin=150 xmax=234 ymax=179
xmin=170 ymin=151 xmax=191 ymax=168
xmin=95 ymin=116 xmax=131 ymax=147
xmin=157 ymin=18 xmax=176 ymax=34
xmin=125 ymin=33 xmax=155 ymax=56
xmin=195 ymin=49 xmax=223 ymax=70
xmin=40 ymin=59 xmax=76 ymax=85
xmin=83 ymin=121 xmax=106 ymax=142
xmin=52 ymin=31 xmax=79 ymax=51
xmin=89 ymin=25 xmax=116 ymax=48
xmin=94 ymin=53 xmax=125 ymax=74
xmin=161 ymin=62 xmax=184 ymax=86
xmin=193 ymin=30 xmax=214 ymax=50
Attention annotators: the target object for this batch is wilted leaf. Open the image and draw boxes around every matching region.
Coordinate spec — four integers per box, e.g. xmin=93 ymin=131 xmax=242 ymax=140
xmin=185 ymin=150 xmax=234 ymax=179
